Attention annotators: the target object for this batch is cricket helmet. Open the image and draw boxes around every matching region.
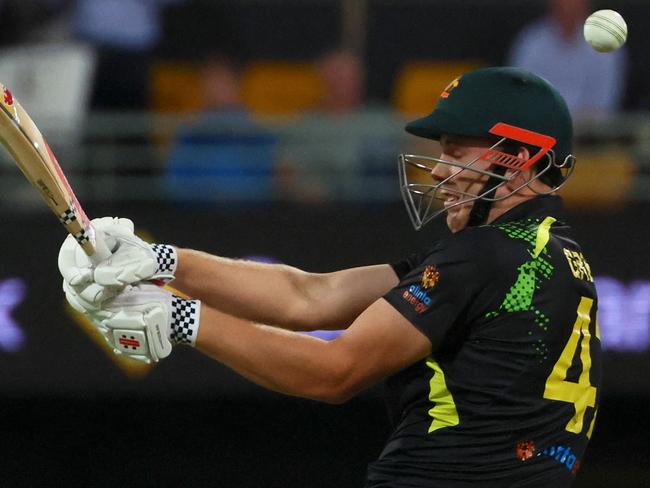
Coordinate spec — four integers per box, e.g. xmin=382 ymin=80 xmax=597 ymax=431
xmin=399 ymin=66 xmax=576 ymax=230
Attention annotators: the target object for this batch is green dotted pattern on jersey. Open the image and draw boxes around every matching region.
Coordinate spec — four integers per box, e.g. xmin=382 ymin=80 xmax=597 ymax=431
xmin=485 ymin=217 xmax=556 ymax=362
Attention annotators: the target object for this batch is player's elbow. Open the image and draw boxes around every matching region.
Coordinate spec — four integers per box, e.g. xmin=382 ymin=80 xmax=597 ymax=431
xmin=309 ymin=381 xmax=356 ymax=405
xmin=306 ymin=353 xmax=363 ymax=405
xmin=323 ymin=385 xmax=359 ymax=405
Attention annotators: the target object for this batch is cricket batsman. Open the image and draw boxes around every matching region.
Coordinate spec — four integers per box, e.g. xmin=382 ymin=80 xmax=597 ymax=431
xmin=59 ymin=67 xmax=600 ymax=487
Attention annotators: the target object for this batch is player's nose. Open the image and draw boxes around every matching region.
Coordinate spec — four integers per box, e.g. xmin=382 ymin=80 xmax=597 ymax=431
xmin=430 ymin=162 xmax=449 ymax=183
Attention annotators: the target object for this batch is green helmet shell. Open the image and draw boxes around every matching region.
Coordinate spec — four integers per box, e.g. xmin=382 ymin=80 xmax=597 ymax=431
xmin=405 ymin=67 xmax=573 ymax=163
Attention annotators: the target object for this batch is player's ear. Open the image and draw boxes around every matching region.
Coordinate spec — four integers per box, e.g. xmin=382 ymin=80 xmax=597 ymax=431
xmin=504 ymin=146 xmax=533 ymax=189
xmin=517 ymin=145 xmax=531 ymax=163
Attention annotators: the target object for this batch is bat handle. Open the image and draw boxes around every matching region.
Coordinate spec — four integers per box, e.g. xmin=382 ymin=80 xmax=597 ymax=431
xmin=88 ymin=227 xmax=116 ymax=265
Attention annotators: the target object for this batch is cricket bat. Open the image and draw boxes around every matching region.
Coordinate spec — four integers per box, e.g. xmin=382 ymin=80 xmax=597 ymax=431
xmin=0 ymin=83 xmax=111 ymax=263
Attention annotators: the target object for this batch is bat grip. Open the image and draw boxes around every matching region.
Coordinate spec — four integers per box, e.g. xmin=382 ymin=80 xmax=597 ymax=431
xmin=89 ymin=227 xmax=116 ymax=265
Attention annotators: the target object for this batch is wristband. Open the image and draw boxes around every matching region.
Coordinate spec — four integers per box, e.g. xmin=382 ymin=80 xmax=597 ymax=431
xmin=150 ymin=243 xmax=178 ymax=278
xmin=169 ymin=295 xmax=201 ymax=346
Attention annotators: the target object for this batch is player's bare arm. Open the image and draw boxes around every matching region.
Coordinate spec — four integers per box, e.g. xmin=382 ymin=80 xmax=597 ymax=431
xmin=173 ymin=248 xmax=399 ymax=331
xmin=197 ymin=297 xmax=430 ymax=402
xmin=58 ymin=219 xmax=399 ymax=332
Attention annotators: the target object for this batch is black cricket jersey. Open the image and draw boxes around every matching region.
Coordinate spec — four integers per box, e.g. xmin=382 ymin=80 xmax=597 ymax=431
xmin=368 ymin=196 xmax=601 ymax=488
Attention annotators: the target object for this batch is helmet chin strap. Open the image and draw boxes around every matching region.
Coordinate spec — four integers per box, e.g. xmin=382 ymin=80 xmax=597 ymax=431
xmin=467 ymin=165 xmax=508 ymax=227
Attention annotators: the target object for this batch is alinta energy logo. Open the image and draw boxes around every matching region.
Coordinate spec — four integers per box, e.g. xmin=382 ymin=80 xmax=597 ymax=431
xmin=402 ymin=265 xmax=440 ymax=314
xmin=540 ymin=444 xmax=581 ymax=475
xmin=515 ymin=440 xmax=581 ymax=475
xmin=0 ymin=277 xmax=26 ymax=352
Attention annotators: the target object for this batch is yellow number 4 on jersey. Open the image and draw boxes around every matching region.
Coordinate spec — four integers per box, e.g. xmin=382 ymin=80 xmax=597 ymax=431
xmin=543 ymin=296 xmax=599 ymax=438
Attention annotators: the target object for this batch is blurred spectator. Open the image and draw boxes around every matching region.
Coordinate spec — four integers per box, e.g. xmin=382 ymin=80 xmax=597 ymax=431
xmin=279 ymin=49 xmax=400 ymax=202
xmin=507 ymin=0 xmax=627 ymax=119
xmin=166 ymin=54 xmax=278 ymax=203
xmin=72 ymin=0 xmax=182 ymax=110
xmin=318 ymin=49 xmax=365 ymax=115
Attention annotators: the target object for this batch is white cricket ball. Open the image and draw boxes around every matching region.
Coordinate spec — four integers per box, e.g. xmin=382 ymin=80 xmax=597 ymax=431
xmin=583 ymin=9 xmax=628 ymax=53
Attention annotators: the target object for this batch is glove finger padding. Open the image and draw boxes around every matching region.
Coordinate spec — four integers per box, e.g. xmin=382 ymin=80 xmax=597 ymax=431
xmin=93 ymin=241 xmax=158 ymax=286
xmin=90 ymin=216 xmax=154 ymax=286
xmin=58 ymin=216 xmax=176 ymax=309
xmin=57 ymin=217 xmax=129 ymax=284
xmin=63 ymin=279 xmax=117 ymax=351
xmin=58 ymin=216 xmax=133 ymax=298
xmin=91 ymin=229 xmax=177 ymax=287
xmin=58 ymin=233 xmax=94 ymax=286
xmin=63 ymin=278 xmax=96 ymax=314
xmin=62 ymin=279 xmax=119 ymax=315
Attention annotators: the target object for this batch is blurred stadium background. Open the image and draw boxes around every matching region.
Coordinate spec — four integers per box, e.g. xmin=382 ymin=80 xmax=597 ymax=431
xmin=0 ymin=0 xmax=648 ymax=486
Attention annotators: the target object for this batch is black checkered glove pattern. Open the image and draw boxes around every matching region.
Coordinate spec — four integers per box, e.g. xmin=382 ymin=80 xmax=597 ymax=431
xmin=169 ymin=295 xmax=201 ymax=346
xmin=150 ymin=244 xmax=178 ymax=277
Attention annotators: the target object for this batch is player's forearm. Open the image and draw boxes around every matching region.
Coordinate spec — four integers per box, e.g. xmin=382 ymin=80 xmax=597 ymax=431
xmin=195 ymin=305 xmax=354 ymax=403
xmin=173 ymin=249 xmax=398 ymax=331
xmin=172 ymin=248 xmax=322 ymax=329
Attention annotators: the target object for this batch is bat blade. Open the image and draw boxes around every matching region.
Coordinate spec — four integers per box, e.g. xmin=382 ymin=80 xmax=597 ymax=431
xmin=0 ymin=82 xmax=109 ymax=261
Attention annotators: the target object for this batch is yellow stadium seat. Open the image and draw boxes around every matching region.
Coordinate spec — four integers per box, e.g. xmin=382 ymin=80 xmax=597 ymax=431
xmin=150 ymin=61 xmax=204 ymax=113
xmin=393 ymin=61 xmax=483 ymax=117
xmin=241 ymin=61 xmax=323 ymax=115
xmin=561 ymin=150 xmax=637 ymax=208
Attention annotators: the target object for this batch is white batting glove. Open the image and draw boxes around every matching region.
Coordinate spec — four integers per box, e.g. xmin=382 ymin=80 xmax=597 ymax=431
xmin=58 ymin=216 xmax=178 ymax=307
xmin=65 ymin=282 xmax=201 ymax=363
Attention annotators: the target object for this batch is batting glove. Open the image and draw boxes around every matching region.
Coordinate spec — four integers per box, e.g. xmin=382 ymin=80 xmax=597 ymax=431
xmin=65 ymin=281 xmax=201 ymax=363
xmin=58 ymin=216 xmax=178 ymax=307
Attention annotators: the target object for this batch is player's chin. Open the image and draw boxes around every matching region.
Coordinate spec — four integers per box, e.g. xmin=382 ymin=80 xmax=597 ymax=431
xmin=446 ymin=208 xmax=471 ymax=233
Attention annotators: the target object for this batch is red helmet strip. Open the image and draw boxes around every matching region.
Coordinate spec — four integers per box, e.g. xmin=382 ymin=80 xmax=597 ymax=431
xmin=485 ymin=122 xmax=557 ymax=170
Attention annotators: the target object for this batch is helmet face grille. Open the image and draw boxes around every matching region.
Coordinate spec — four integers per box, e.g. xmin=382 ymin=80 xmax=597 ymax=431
xmin=398 ymin=151 xmax=510 ymax=231
xmin=398 ymin=124 xmax=574 ymax=231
